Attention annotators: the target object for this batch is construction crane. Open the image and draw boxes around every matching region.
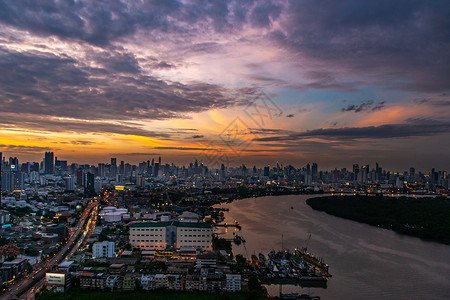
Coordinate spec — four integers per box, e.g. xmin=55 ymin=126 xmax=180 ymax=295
xmin=303 ymin=233 xmax=311 ymax=253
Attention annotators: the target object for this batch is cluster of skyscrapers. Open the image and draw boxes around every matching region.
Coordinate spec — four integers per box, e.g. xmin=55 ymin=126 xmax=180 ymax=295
xmin=1 ymin=151 xmax=449 ymax=200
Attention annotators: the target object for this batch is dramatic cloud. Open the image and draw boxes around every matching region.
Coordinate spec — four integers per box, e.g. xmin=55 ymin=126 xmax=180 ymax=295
xmin=0 ymin=47 xmax=245 ymax=122
xmin=274 ymin=0 xmax=450 ymax=92
xmin=0 ymin=113 xmax=180 ymax=139
xmin=255 ymin=119 xmax=450 ymax=142
xmin=0 ymin=0 xmax=449 ymax=168
xmin=154 ymin=147 xmax=217 ymax=151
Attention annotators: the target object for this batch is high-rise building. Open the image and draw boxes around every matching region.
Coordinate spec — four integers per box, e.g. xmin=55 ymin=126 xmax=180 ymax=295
xmin=55 ymin=157 xmax=67 ymax=172
xmin=353 ymin=164 xmax=359 ymax=182
xmin=98 ymin=163 xmax=106 ymax=177
xmin=84 ymin=172 xmax=95 ymax=196
xmin=76 ymin=168 xmax=83 ymax=186
xmin=9 ymin=157 xmax=18 ymax=171
xmin=6 ymin=171 xmax=23 ymax=192
xmin=410 ymin=167 xmax=415 ymax=182
xmin=94 ymin=177 xmax=102 ymax=194
xmin=263 ymin=166 xmax=270 ymax=177
xmin=44 ymin=152 xmax=54 ymax=174
xmin=65 ymin=177 xmax=75 ymax=192
xmin=119 ymin=161 xmax=124 ymax=175
xmin=110 ymin=158 xmax=117 ymax=177
xmin=153 ymin=162 xmax=159 ymax=177
xmin=312 ymin=163 xmax=318 ymax=181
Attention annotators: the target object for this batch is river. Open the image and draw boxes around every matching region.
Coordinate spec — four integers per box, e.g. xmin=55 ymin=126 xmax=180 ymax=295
xmin=214 ymin=195 xmax=450 ymax=299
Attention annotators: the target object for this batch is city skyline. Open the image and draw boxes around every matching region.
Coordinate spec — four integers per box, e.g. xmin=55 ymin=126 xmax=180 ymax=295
xmin=0 ymin=1 xmax=449 ymax=170
xmin=1 ymin=150 xmax=447 ymax=175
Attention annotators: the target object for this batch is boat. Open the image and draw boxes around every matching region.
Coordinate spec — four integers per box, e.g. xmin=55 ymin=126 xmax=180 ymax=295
xmin=294 ymin=248 xmax=331 ymax=276
xmin=258 ymin=253 xmax=266 ymax=266
xmin=281 ymin=293 xmax=320 ymax=300
xmin=281 ymin=293 xmax=299 ymax=299
xmin=251 ymin=254 xmax=259 ymax=265
xmin=233 ymin=235 xmax=246 ymax=245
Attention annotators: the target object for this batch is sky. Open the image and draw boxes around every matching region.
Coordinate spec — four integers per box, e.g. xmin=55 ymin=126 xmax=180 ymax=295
xmin=0 ymin=0 xmax=449 ymax=171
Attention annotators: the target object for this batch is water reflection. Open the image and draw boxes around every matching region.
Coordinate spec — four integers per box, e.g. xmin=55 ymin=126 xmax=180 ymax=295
xmin=214 ymin=195 xmax=450 ymax=299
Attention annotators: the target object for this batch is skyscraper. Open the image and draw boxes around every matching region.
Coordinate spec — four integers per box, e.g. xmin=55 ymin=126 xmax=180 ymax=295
xmin=153 ymin=162 xmax=160 ymax=177
xmin=119 ymin=161 xmax=124 ymax=175
xmin=110 ymin=158 xmax=117 ymax=177
xmin=84 ymin=172 xmax=95 ymax=196
xmin=312 ymin=163 xmax=318 ymax=182
xmin=44 ymin=152 xmax=54 ymax=174
xmin=353 ymin=164 xmax=359 ymax=182
xmin=410 ymin=167 xmax=415 ymax=182
xmin=9 ymin=157 xmax=18 ymax=171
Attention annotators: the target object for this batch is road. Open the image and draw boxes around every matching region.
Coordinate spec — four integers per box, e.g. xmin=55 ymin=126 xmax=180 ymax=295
xmin=1 ymin=199 xmax=99 ymax=300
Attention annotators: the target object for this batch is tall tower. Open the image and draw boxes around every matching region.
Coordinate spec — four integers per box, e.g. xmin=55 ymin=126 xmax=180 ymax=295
xmin=312 ymin=163 xmax=318 ymax=181
xmin=44 ymin=152 xmax=54 ymax=174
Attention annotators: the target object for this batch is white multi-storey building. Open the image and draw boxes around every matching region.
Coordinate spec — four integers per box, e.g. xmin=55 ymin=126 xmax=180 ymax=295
xmin=92 ymin=241 xmax=115 ymax=258
xmin=129 ymin=221 xmax=212 ymax=251
xmin=225 ymin=274 xmax=242 ymax=292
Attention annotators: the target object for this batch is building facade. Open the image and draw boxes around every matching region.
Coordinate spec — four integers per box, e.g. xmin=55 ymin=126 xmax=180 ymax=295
xmin=129 ymin=221 xmax=212 ymax=251
xmin=93 ymin=241 xmax=115 ymax=258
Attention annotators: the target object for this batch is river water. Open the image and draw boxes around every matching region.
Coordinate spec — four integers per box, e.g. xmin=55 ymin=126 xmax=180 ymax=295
xmin=214 ymin=195 xmax=450 ymax=299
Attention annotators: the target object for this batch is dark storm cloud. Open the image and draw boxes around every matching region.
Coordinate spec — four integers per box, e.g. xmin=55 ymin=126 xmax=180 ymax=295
xmin=0 ymin=47 xmax=244 ymax=122
xmin=1 ymin=1 xmax=446 ymax=94
xmin=94 ymin=50 xmax=141 ymax=74
xmin=0 ymin=0 xmax=150 ymax=46
xmin=0 ymin=0 xmax=281 ymax=45
xmin=255 ymin=119 xmax=450 ymax=142
xmin=274 ymin=0 xmax=450 ymax=92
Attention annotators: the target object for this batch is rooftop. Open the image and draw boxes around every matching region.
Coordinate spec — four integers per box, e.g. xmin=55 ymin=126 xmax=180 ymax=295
xmin=130 ymin=221 xmax=211 ymax=229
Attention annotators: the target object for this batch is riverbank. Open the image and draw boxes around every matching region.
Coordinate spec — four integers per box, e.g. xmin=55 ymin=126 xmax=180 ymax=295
xmin=37 ymin=289 xmax=266 ymax=300
xmin=306 ymin=195 xmax=450 ymax=245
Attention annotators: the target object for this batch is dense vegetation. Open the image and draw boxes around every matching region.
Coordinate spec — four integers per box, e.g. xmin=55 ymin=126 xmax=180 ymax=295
xmin=37 ymin=289 xmax=266 ymax=300
xmin=306 ymin=196 xmax=450 ymax=245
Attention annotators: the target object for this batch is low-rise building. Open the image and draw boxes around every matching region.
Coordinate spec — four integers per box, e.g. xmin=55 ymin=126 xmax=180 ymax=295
xmin=196 ymin=252 xmax=217 ymax=269
xmin=45 ymin=272 xmax=72 ymax=292
xmin=225 ymin=274 xmax=241 ymax=292
xmin=140 ymin=274 xmax=155 ymax=290
xmin=93 ymin=241 xmax=115 ymax=258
